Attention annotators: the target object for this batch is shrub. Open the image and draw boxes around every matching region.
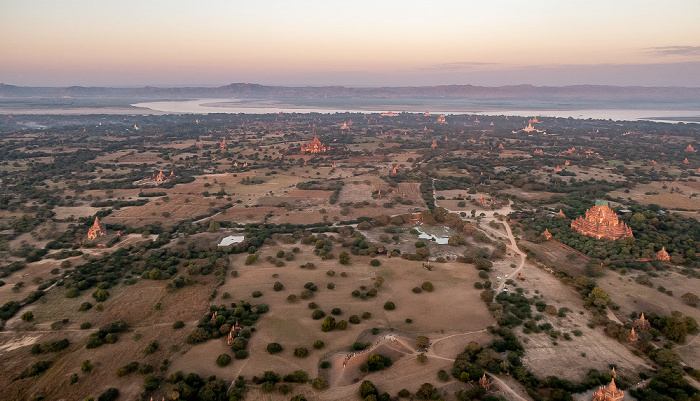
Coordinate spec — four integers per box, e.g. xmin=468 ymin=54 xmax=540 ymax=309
xmin=398 ymin=389 xmax=410 ymax=398
xmin=92 ymin=289 xmax=109 ymax=302
xmin=143 ymin=340 xmax=159 ymax=355
xmin=412 ymin=286 xmax=422 ymax=293
xmin=252 ymin=290 xmax=263 ymax=298
xmin=321 ymin=316 xmax=336 ymax=332
xmin=351 ymin=290 xmax=361 ymax=297
xmin=313 ymin=340 xmax=324 ymax=349
xmin=216 ymin=354 xmax=232 ymax=367
xmin=319 ymin=361 xmax=331 ymax=369
xmin=235 ymin=349 xmax=249 ymax=359
xmin=294 ymin=347 xmax=309 ymax=358
xmin=362 ymin=312 xmax=372 ymax=319
xmin=327 ymin=283 xmax=335 ymax=290
xmin=287 ymin=294 xmax=298 ymax=303
xmin=97 ymin=388 xmax=119 ymax=401
xmin=81 ymin=359 xmax=93 ymax=373
xmin=245 ymin=253 xmax=259 ymax=265
xmin=311 ymin=310 xmax=325 ymax=320
xmin=308 ymin=302 xmax=318 ymax=309
xmin=143 ymin=373 xmax=159 ymax=391
xmin=273 ymin=281 xmax=284 ymax=291
xmin=370 ymin=259 xmax=381 ymax=267
xmin=312 ymin=377 xmax=328 ymax=390
xmin=79 ymin=302 xmax=93 ymax=312
xmin=267 ymin=342 xmax=283 ymax=354
xmin=421 ymin=281 xmax=434 ymax=292
xmin=69 ymin=373 xmax=79 ymax=384
xmin=349 ymin=315 xmax=360 ymax=324
xmin=383 ymin=301 xmax=396 ymax=310
xmin=21 ymin=311 xmax=34 ymax=321
xmin=80 ymin=322 xmax=92 ymax=330
xmin=172 ymin=320 xmax=184 ymax=329
xmin=331 ymin=307 xmax=342 ymax=315
xmin=336 ymin=320 xmax=348 ymax=330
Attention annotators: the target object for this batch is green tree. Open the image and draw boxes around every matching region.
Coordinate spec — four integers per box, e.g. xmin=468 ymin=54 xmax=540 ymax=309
xmin=339 ymin=251 xmax=350 ymax=264
xmin=208 ymin=220 xmax=220 ymax=232
xmin=585 ymin=287 xmax=611 ymax=307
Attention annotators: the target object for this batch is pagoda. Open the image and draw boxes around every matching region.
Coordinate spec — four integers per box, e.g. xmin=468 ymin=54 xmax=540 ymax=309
xmin=424 ymin=109 xmax=430 ymax=116
xmin=656 ymin=247 xmax=670 ymax=261
xmin=629 ymin=327 xmax=639 ymax=342
xmin=155 ymin=170 xmax=165 ymax=182
xmin=340 ymin=122 xmax=349 ymax=130
xmin=431 ymin=140 xmax=438 ymax=149
xmin=87 ymin=217 xmax=106 ymax=241
xmin=686 ymin=144 xmax=697 ymax=152
xmin=436 ymin=114 xmax=447 ymax=124
xmin=570 ymin=200 xmax=633 ymax=241
xmin=479 ymin=374 xmax=491 ymax=391
xmin=542 ymin=229 xmax=552 ymax=240
xmin=220 ymin=138 xmax=227 ymax=150
xmin=592 ymin=379 xmax=624 ymax=401
xmin=556 ymin=209 xmax=566 ymax=218
xmin=635 ymin=313 xmax=651 ymax=330
xmin=477 ymin=195 xmax=493 ymax=207
xmin=301 ymin=137 xmax=329 ymax=153
xmin=534 ymin=149 xmax=544 ymax=155
xmin=523 ymin=122 xmax=536 ymax=132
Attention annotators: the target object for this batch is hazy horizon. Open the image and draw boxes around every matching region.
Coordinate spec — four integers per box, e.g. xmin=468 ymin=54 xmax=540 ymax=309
xmin=2 ymin=0 xmax=700 ymax=87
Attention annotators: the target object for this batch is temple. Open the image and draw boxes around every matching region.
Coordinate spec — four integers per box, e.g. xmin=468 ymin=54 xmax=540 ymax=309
xmin=301 ymin=137 xmax=330 ymax=153
xmin=592 ymin=379 xmax=624 ymax=401
xmin=534 ymin=149 xmax=544 ymax=155
xmin=542 ymin=229 xmax=552 ymax=240
xmin=436 ymin=114 xmax=447 ymax=124
xmin=570 ymin=200 xmax=633 ymax=241
xmin=477 ymin=195 xmax=493 ymax=207
xmin=686 ymin=144 xmax=696 ymax=152
xmin=656 ymin=247 xmax=670 ymax=261
xmin=523 ymin=122 xmax=536 ymax=132
xmin=87 ymin=217 xmax=106 ymax=240
xmin=431 ymin=140 xmax=438 ymax=149
xmin=220 ymin=138 xmax=227 ymax=150
xmin=556 ymin=209 xmax=566 ymax=218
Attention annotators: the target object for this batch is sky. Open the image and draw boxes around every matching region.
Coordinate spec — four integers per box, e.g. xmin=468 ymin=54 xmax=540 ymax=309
xmin=1 ymin=0 xmax=700 ymax=87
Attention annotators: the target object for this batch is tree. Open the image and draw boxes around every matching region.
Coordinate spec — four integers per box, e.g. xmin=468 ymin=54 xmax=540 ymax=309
xmin=267 ymin=343 xmax=283 ymax=354
xmin=81 ymin=359 xmax=93 ymax=373
xmin=416 ymin=336 xmax=430 ymax=349
xmin=273 ymin=281 xmax=284 ymax=291
xmin=216 ymin=354 xmax=231 ymax=367
xmin=339 ymin=251 xmax=350 ymax=264
xmin=359 ymin=380 xmax=378 ymax=398
xmin=585 ymin=287 xmax=611 ymax=307
xmin=208 ymin=220 xmax=220 ymax=232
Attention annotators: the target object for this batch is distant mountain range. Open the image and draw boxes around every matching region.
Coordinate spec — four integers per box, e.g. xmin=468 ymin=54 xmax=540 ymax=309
xmin=2 ymin=83 xmax=700 ymax=102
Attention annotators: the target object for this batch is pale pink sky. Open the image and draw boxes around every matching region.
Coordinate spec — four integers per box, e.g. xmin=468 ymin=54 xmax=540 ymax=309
xmin=2 ymin=0 xmax=700 ymax=86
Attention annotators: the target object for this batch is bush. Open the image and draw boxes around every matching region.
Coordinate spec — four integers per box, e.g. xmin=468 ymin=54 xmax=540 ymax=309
xmin=172 ymin=320 xmax=184 ymax=329
xmin=331 ymin=307 xmax=342 ymax=315
xmin=143 ymin=340 xmax=159 ymax=355
xmin=336 ymin=320 xmax=348 ymax=330
xmin=327 ymin=283 xmax=335 ymax=290
xmin=245 ymin=253 xmax=259 ymax=265
xmin=69 ymin=373 xmax=79 ymax=384
xmin=20 ymin=311 xmax=34 ymax=321
xmin=80 ymin=322 xmax=92 ymax=330
xmin=362 ymin=312 xmax=372 ymax=319
xmin=92 ymin=289 xmax=109 ymax=302
xmin=252 ymin=290 xmax=263 ymax=298
xmin=370 ymin=259 xmax=381 ymax=267
xmin=267 ymin=342 xmax=283 ymax=354
xmin=216 ymin=354 xmax=232 ymax=367
xmin=421 ymin=281 xmax=434 ymax=292
xmin=398 ymin=389 xmax=410 ymax=398
xmin=81 ymin=359 xmax=93 ymax=373
xmin=235 ymin=349 xmax=249 ymax=359
xmin=79 ymin=302 xmax=93 ymax=312
xmin=311 ymin=310 xmax=325 ymax=320
xmin=312 ymin=377 xmax=328 ymax=390
xmin=412 ymin=286 xmax=422 ymax=293
xmin=273 ymin=281 xmax=284 ymax=291
xmin=383 ymin=301 xmax=396 ymax=310
xmin=313 ymin=340 xmax=324 ymax=349
xmin=308 ymin=302 xmax=318 ymax=309
xmin=321 ymin=316 xmax=336 ymax=332
xmin=294 ymin=347 xmax=309 ymax=358
xmin=97 ymin=388 xmax=119 ymax=401
xmin=349 ymin=315 xmax=360 ymax=324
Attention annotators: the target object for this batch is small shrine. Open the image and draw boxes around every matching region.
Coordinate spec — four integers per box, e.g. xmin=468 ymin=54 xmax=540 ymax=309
xmin=656 ymin=247 xmax=670 ymax=261
xmin=220 ymin=138 xmax=227 ymax=150
xmin=479 ymin=374 xmax=491 ymax=391
xmin=634 ymin=313 xmax=651 ymax=330
xmin=542 ymin=229 xmax=552 ymax=240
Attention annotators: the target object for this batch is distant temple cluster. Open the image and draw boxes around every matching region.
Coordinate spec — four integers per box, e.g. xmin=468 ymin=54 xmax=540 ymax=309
xmin=146 ymin=170 xmax=175 ymax=183
xmin=301 ymin=136 xmax=330 ymax=153
xmin=477 ymin=194 xmax=494 ymax=207
xmin=87 ymin=217 xmax=106 ymax=241
xmin=570 ymin=200 xmax=633 ymax=241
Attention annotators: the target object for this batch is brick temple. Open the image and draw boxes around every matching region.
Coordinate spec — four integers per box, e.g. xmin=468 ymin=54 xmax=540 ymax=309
xmin=570 ymin=200 xmax=633 ymax=241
